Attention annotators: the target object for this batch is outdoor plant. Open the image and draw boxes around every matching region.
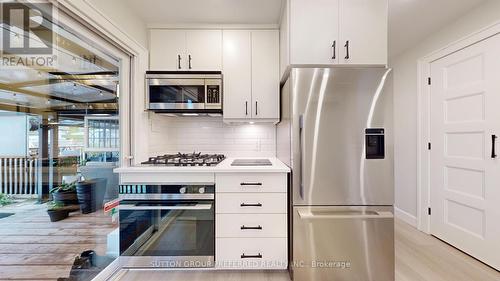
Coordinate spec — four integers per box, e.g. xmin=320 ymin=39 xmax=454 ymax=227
xmin=50 ymin=181 xmax=79 ymax=206
xmin=50 ymin=181 xmax=77 ymax=194
xmin=47 ymin=201 xmax=69 ymax=222
xmin=47 ymin=201 xmax=65 ymax=210
xmin=0 ymin=193 xmax=13 ymax=206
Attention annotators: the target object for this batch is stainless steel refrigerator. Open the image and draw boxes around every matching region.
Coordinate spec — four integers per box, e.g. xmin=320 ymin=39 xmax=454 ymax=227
xmin=277 ymin=67 xmax=394 ymax=281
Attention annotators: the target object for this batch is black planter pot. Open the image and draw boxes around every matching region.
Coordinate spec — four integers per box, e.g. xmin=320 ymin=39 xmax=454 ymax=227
xmin=47 ymin=209 xmax=69 ymax=222
xmin=52 ymin=191 xmax=79 ymax=205
xmin=76 ymin=178 xmax=107 ymax=214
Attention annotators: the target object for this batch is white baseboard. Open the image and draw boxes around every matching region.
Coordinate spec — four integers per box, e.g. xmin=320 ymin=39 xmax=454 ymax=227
xmin=395 ymin=207 xmax=417 ymax=228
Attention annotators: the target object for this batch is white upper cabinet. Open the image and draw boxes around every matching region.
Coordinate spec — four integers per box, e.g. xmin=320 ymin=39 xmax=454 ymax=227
xmin=283 ymin=0 xmax=387 ymax=70
xmin=149 ymin=29 xmax=222 ymax=71
xmin=290 ymin=0 xmax=339 ymax=65
xmin=223 ymin=30 xmax=280 ymax=122
xmin=185 ymin=30 xmax=222 ymax=71
xmin=222 ymin=30 xmax=252 ymax=119
xmin=339 ymin=0 xmax=388 ymax=65
xmin=149 ymin=30 xmax=186 ymax=71
xmin=251 ymin=30 xmax=279 ymax=120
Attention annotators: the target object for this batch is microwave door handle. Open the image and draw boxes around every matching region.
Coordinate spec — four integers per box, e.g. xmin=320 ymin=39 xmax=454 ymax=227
xmin=119 ymin=204 xmax=212 ymax=211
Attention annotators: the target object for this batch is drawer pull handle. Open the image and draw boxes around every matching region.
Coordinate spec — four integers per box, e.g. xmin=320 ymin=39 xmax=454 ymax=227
xmin=240 ymin=182 xmax=263 ymax=186
xmin=240 ymin=203 xmax=262 ymax=207
xmin=241 ymin=225 xmax=263 ymax=230
xmin=241 ymin=253 xmax=262 ymax=259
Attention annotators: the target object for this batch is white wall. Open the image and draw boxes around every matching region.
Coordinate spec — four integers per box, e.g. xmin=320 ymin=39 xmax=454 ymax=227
xmin=87 ymin=0 xmax=148 ymax=48
xmin=391 ymin=0 xmax=500 ymax=223
xmin=148 ymin=115 xmax=276 ymax=158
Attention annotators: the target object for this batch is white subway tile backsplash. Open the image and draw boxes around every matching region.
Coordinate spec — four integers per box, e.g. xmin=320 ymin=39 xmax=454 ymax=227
xmin=147 ymin=115 xmax=276 ymax=157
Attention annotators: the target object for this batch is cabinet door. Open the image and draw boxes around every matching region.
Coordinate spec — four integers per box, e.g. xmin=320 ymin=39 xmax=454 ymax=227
xmin=149 ymin=30 xmax=186 ymax=70
xmin=251 ymin=30 xmax=279 ymax=120
xmin=339 ymin=0 xmax=387 ymax=65
xmin=289 ymin=0 xmax=339 ymax=65
xmin=186 ymin=30 xmax=222 ymax=71
xmin=223 ymin=30 xmax=251 ymax=119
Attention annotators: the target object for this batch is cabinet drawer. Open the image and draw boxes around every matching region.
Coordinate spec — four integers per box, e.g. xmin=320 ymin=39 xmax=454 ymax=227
xmin=216 ymin=214 xmax=287 ymax=238
xmin=216 ymin=173 xmax=286 ymax=193
xmin=216 ymin=238 xmax=287 ymax=269
xmin=216 ymin=193 xmax=286 ymax=214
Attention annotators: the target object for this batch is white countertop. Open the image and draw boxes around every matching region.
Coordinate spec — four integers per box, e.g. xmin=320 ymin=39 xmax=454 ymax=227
xmin=114 ymin=157 xmax=290 ymax=174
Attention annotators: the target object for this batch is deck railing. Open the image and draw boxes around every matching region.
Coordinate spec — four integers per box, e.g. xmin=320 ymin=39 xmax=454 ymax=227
xmin=0 ymin=157 xmax=40 ymax=196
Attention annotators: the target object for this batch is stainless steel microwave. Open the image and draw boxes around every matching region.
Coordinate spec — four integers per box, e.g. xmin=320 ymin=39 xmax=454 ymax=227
xmin=146 ymin=71 xmax=222 ymax=114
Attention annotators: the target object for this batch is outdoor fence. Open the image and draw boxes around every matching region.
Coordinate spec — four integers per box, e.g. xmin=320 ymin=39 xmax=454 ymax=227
xmin=0 ymin=157 xmax=40 ymax=196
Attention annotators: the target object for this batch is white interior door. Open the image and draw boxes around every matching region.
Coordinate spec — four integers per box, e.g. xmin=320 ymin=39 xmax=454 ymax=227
xmin=430 ymin=34 xmax=500 ymax=270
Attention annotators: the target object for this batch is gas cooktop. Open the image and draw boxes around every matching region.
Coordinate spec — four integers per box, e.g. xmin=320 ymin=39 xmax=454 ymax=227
xmin=141 ymin=152 xmax=225 ymax=167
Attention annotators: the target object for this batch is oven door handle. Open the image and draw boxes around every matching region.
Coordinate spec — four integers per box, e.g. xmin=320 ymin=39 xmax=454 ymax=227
xmin=119 ymin=204 xmax=213 ymax=211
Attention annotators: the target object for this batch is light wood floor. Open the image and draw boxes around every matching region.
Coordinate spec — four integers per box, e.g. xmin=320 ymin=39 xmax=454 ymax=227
xmin=0 ymin=200 xmax=117 ymax=280
xmin=111 ymin=220 xmax=500 ymax=281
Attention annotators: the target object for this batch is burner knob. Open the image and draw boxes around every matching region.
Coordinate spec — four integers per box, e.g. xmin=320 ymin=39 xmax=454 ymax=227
xmin=180 ymin=187 xmax=186 ymax=194
xmin=199 ymin=187 xmax=205 ymax=194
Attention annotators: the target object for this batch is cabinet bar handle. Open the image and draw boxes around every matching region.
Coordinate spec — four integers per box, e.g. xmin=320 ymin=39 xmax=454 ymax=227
xmin=241 ymin=225 xmax=263 ymax=230
xmin=188 ymin=54 xmax=192 ymax=69
xmin=332 ymin=40 xmax=336 ymax=59
xmin=177 ymin=55 xmax=182 ymax=69
xmin=255 ymin=101 xmax=258 ymax=115
xmin=241 ymin=253 xmax=262 ymax=259
xmin=492 ymin=135 xmax=497 ymax=158
xmin=344 ymin=40 xmax=350 ymax=60
xmin=240 ymin=203 xmax=262 ymax=207
xmin=240 ymin=182 xmax=262 ymax=186
xmin=245 ymin=101 xmax=248 ymax=115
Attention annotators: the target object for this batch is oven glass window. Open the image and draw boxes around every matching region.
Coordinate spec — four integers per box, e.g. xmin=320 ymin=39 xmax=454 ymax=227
xmin=149 ymin=85 xmax=205 ymax=104
xmin=119 ymin=200 xmax=214 ymax=257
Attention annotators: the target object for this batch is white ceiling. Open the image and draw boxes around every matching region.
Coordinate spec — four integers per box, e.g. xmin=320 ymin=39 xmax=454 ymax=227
xmin=388 ymin=0 xmax=486 ymax=57
xmin=124 ymin=0 xmax=487 ymax=57
xmin=123 ymin=0 xmax=284 ymax=25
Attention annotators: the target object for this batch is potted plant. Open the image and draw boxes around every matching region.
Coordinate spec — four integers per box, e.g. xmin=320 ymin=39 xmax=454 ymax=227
xmin=50 ymin=181 xmax=78 ymax=205
xmin=47 ymin=201 xmax=69 ymax=222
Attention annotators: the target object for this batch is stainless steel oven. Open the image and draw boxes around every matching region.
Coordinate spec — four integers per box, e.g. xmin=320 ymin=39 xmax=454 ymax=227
xmin=146 ymin=71 xmax=222 ymax=114
xmin=119 ymin=185 xmax=215 ymax=268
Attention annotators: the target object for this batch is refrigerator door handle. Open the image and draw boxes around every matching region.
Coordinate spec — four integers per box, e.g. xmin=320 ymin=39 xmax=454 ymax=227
xmin=299 ymin=115 xmax=304 ymax=199
xmin=298 ymin=210 xmax=394 ymax=219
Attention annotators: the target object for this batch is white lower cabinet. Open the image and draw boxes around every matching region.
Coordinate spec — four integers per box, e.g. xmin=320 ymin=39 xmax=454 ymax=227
xmin=216 ymin=193 xmax=287 ymax=214
xmin=215 ymin=172 xmax=288 ymax=269
xmin=216 ymin=238 xmax=288 ymax=269
xmin=216 ymin=214 xmax=287 ymax=238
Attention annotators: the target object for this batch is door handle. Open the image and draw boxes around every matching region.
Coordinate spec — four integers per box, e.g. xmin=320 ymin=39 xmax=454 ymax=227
xmin=177 ymin=54 xmax=182 ymax=69
xmin=240 ymin=182 xmax=262 ymax=186
xmin=241 ymin=253 xmax=262 ymax=259
xmin=299 ymin=115 xmax=304 ymax=199
xmin=188 ymin=54 xmax=192 ymax=69
xmin=241 ymin=225 xmax=263 ymax=230
xmin=245 ymin=101 xmax=248 ymax=115
xmin=492 ymin=135 xmax=497 ymax=158
xmin=344 ymin=40 xmax=350 ymax=60
xmin=240 ymin=203 xmax=262 ymax=207
xmin=255 ymin=101 xmax=258 ymax=116
xmin=331 ymin=40 xmax=336 ymax=59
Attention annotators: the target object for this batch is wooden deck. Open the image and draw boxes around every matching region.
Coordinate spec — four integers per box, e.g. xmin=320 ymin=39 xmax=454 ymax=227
xmin=0 ymin=200 xmax=117 ymax=280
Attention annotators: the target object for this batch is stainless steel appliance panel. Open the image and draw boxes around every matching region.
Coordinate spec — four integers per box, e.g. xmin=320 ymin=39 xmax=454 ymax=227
xmin=282 ymin=67 xmax=393 ymax=206
xmin=292 ymin=206 xmax=394 ymax=281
